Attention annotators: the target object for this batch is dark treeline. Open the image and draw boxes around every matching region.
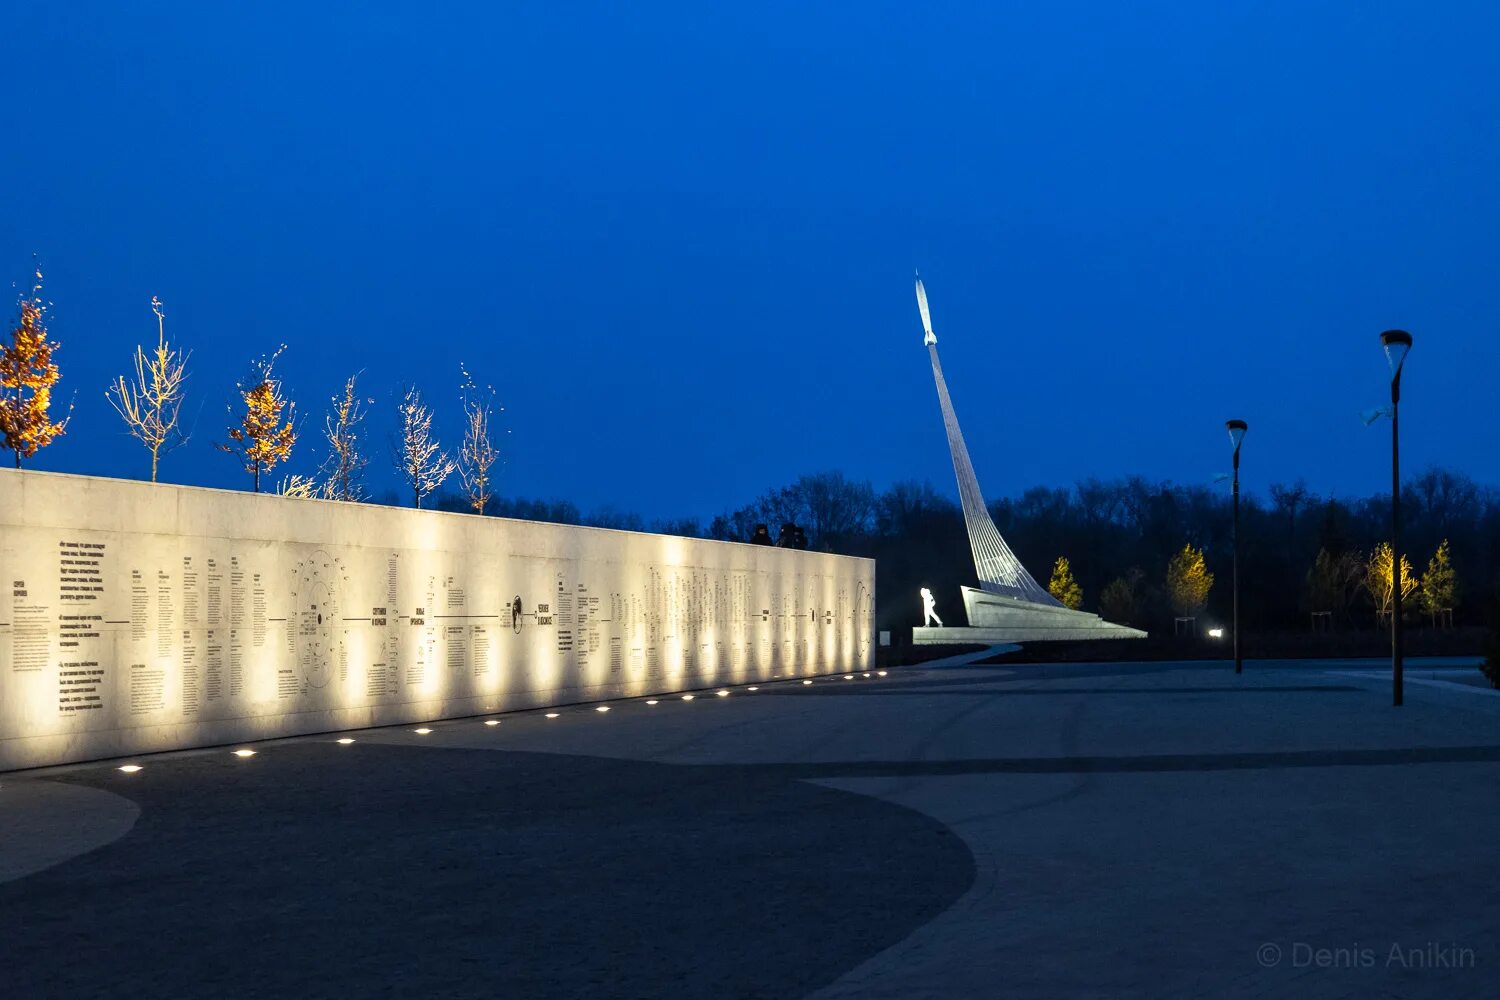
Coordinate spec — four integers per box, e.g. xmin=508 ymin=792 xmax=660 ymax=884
xmin=415 ymin=466 xmax=1500 ymax=634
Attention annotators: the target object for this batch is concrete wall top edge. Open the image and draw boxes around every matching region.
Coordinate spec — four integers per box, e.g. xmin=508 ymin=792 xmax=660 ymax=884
xmin=0 ymin=468 xmax=873 ymax=568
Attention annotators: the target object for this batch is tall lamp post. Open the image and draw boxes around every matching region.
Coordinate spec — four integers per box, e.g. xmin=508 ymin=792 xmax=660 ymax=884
xmin=1380 ymin=329 xmax=1413 ymax=707
xmin=1226 ymin=420 xmax=1248 ymax=674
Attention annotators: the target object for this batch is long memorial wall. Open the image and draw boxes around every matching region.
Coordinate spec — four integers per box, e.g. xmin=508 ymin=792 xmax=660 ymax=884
xmin=0 ymin=470 xmax=875 ymax=771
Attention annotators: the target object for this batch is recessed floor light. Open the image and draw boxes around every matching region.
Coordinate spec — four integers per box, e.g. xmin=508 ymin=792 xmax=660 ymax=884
xmin=716 ymin=690 xmax=729 ymax=697
xmin=484 ymin=720 xmax=500 ymax=726
xmin=681 ymin=694 xmax=695 ymax=701
xmin=802 ymin=680 xmax=813 ymax=685
xmin=232 ymin=749 xmax=256 ymax=757
xmin=747 ymin=686 xmax=759 ymax=691
xmin=645 ymin=699 xmax=659 ymax=705
xmin=413 ymin=728 xmax=432 ymax=735
xmin=118 ymin=764 xmax=142 ymax=773
xmin=877 ymin=670 xmax=887 ymax=677
xmin=595 ymin=705 xmax=611 ymax=713
xmin=545 ymin=713 xmax=560 ymax=719
xmin=843 ymin=675 xmax=854 ymax=680
xmin=336 ymin=738 xmax=355 ymax=745
xmin=863 ymin=672 xmax=871 ymax=678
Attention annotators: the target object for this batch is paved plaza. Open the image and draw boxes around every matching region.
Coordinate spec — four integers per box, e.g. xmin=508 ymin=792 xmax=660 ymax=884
xmin=3 ymin=653 xmax=1496 ymax=998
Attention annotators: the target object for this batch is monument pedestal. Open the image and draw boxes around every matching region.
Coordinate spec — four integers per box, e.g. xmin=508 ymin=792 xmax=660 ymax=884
xmin=913 ymin=586 xmax=1146 ymax=645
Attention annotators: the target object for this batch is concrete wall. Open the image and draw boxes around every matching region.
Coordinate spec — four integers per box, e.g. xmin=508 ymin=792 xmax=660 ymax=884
xmin=0 ymin=470 xmax=875 ymax=771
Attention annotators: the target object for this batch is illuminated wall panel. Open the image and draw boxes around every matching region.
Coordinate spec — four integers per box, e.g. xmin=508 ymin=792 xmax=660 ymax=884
xmin=0 ymin=471 xmax=874 ymax=770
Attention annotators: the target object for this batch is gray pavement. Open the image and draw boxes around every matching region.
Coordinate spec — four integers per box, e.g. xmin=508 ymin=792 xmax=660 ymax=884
xmin=2 ymin=655 xmax=1496 ymax=998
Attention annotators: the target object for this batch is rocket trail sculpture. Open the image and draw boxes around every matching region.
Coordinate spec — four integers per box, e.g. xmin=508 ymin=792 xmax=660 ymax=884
xmin=917 ymin=273 xmax=1061 ymax=607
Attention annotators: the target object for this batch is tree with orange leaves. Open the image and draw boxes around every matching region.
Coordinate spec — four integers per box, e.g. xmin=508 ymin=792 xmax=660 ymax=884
xmin=0 ymin=268 xmax=72 ymax=468
xmin=218 ymin=347 xmax=297 ymax=492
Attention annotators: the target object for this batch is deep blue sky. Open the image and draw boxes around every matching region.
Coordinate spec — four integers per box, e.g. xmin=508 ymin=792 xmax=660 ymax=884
xmin=5 ymin=2 xmax=1497 ymax=519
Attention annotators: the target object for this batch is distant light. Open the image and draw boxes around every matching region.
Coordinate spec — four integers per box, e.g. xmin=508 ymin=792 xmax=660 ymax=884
xmin=336 ymin=738 xmax=355 ymax=745
xmin=1208 ymin=628 xmax=1225 ymax=639
xmin=747 ymin=686 xmax=759 ymax=692
xmin=802 ymin=680 xmax=812 ymax=685
xmin=646 ymin=699 xmax=659 ymax=705
xmin=595 ymin=705 xmax=611 ymax=713
xmin=414 ymin=728 xmax=432 ymax=735
xmin=545 ymin=713 xmax=560 ymax=719
xmin=232 ymin=749 xmax=257 ymax=757
xmin=682 ymin=694 xmax=695 ymax=701
xmin=118 ymin=764 xmax=143 ymax=773
xmin=484 ymin=720 xmax=500 ymax=726
xmin=716 ymin=690 xmax=729 ymax=697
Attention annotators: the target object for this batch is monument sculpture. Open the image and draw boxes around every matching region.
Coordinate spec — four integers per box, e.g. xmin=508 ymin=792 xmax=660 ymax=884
xmin=913 ymin=274 xmax=1145 ymax=644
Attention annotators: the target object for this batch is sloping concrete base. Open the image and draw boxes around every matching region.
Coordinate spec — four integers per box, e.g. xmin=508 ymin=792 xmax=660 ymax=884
xmin=913 ymin=586 xmax=1147 ymax=645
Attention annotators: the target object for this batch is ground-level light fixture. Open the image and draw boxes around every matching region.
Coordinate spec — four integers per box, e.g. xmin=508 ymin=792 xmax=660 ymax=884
xmin=716 ymin=690 xmax=729 ymax=697
xmin=877 ymin=671 xmax=887 ymax=677
xmin=544 ymin=713 xmax=560 ymax=719
xmin=1208 ymin=628 xmax=1225 ymax=639
xmin=484 ymin=720 xmax=500 ymax=726
xmin=802 ymin=680 xmax=813 ymax=685
xmin=595 ymin=705 xmax=611 ymax=713
xmin=233 ymin=749 xmax=257 ymax=757
xmin=681 ymin=694 xmax=695 ymax=701
xmin=118 ymin=764 xmax=143 ymax=773
xmin=646 ymin=699 xmax=659 ymax=705
xmin=336 ymin=738 xmax=355 ymax=745
xmin=747 ymin=686 xmax=759 ymax=691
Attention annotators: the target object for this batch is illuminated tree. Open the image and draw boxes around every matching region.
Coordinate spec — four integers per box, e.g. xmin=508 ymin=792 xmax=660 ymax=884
xmin=1418 ymin=538 xmax=1457 ymax=625
xmin=318 ymin=372 xmax=372 ymax=501
xmin=1047 ymin=556 xmax=1083 ymax=610
xmin=105 ymin=296 xmax=190 ymax=482
xmin=1166 ymin=544 xmax=1214 ymax=619
xmin=457 ymin=366 xmax=501 ymax=514
xmin=0 ymin=268 xmax=72 ymax=468
xmin=394 ymin=384 xmax=454 ymax=509
xmin=1364 ymin=542 xmax=1418 ymax=624
xmin=218 ymin=347 xmax=297 ymax=492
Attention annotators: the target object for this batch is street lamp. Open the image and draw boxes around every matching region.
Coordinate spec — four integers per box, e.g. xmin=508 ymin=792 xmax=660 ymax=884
xmin=1380 ymin=329 xmax=1412 ymax=706
xmin=1226 ymin=419 xmax=1248 ymax=675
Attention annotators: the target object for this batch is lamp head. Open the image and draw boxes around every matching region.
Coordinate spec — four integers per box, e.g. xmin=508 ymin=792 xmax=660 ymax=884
xmin=1225 ymin=419 xmax=1247 ymax=454
xmin=1380 ymin=329 xmax=1412 ymax=379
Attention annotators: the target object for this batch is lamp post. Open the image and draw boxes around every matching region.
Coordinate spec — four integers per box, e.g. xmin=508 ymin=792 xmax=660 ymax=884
xmin=1380 ymin=330 xmax=1412 ymax=707
xmin=1226 ymin=420 xmax=1247 ymax=674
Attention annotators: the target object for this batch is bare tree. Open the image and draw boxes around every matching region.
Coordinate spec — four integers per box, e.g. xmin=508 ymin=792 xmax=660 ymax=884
xmin=318 ymin=372 xmax=372 ymax=501
xmin=393 ymin=384 xmax=454 ymax=509
xmin=106 ymin=296 xmax=190 ymax=482
xmin=275 ymin=474 xmax=320 ymax=499
xmin=457 ymin=366 xmax=501 ymax=514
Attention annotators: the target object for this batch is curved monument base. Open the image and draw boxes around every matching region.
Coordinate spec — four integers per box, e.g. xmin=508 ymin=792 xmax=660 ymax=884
xmin=912 ymin=586 xmax=1147 ymax=645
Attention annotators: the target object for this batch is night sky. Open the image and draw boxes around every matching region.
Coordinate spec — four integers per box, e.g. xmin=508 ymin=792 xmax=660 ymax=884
xmin=5 ymin=2 xmax=1497 ymax=519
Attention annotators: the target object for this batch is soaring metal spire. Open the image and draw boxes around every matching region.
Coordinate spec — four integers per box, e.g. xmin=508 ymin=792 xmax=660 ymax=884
xmin=916 ymin=274 xmax=1061 ymax=606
